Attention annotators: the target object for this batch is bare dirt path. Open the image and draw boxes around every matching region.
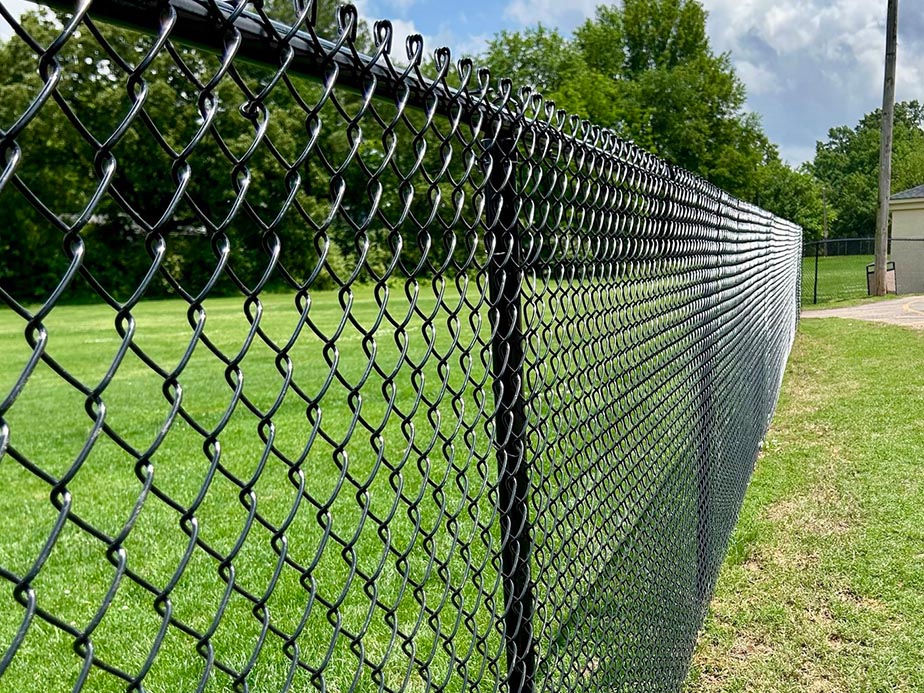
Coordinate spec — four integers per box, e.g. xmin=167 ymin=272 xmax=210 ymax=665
xmin=801 ymin=295 xmax=924 ymax=328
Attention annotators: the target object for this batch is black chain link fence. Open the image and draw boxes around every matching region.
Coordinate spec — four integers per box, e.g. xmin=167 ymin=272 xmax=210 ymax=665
xmin=0 ymin=1 xmax=802 ymax=690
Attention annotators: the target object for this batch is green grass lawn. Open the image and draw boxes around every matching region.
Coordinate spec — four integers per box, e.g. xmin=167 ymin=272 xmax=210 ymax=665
xmin=685 ymin=318 xmax=924 ymax=691
xmin=0 ymin=259 xmax=806 ymax=692
xmin=0 ymin=285 xmax=508 ymax=692
xmin=1 ymin=279 xmax=724 ymax=693
xmin=801 ymin=254 xmax=878 ymax=307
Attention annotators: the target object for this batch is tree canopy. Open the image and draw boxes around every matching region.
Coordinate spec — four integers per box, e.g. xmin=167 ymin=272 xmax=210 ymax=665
xmin=810 ymin=101 xmax=924 ymax=239
xmin=0 ymin=4 xmax=468 ymax=303
xmin=481 ymin=0 xmax=777 ymax=201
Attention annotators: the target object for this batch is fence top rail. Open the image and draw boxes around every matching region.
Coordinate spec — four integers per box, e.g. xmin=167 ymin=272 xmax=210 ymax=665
xmin=30 ymin=0 xmax=797 ymax=231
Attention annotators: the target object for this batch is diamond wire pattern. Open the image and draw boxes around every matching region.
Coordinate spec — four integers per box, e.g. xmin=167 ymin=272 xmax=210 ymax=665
xmin=0 ymin=1 xmax=802 ymax=691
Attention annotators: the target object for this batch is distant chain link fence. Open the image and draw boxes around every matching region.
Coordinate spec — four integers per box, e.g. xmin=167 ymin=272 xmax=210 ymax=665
xmin=801 ymin=237 xmax=920 ymax=304
xmin=0 ymin=1 xmax=802 ymax=690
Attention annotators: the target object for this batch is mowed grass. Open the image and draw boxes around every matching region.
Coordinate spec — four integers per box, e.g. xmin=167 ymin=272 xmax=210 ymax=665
xmin=0 ymin=276 xmax=700 ymax=693
xmin=0 ymin=267 xmax=800 ymax=692
xmin=685 ymin=318 xmax=924 ymax=691
xmin=0 ymin=283 xmax=506 ymax=692
xmin=801 ymin=254 xmax=876 ymax=307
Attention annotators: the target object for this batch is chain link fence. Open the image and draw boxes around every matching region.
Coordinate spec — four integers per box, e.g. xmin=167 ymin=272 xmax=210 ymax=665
xmin=0 ymin=1 xmax=802 ymax=690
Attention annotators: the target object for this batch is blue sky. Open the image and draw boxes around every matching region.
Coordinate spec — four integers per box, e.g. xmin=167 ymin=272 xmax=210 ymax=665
xmin=3 ymin=0 xmax=923 ymax=167
xmin=357 ymin=0 xmax=924 ymax=167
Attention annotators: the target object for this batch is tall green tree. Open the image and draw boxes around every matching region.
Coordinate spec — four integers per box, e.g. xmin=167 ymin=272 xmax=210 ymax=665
xmin=0 ymin=4 xmax=399 ymax=303
xmin=480 ymin=0 xmax=776 ymax=201
xmin=753 ymin=160 xmax=828 ymax=242
xmin=811 ymin=101 xmax=924 ymax=239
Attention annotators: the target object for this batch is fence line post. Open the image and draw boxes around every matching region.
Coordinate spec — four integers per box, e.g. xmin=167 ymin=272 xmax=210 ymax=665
xmin=482 ymin=137 xmax=536 ymax=693
xmin=813 ymin=241 xmax=820 ymax=305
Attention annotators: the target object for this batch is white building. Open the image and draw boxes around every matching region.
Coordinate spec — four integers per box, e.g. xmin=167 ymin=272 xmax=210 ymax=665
xmin=890 ymin=185 xmax=924 ymax=295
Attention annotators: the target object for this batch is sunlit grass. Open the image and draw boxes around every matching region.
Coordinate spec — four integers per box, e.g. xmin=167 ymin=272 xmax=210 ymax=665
xmin=801 ymin=254 xmax=875 ymax=306
xmin=0 ymin=283 xmax=504 ymax=692
xmin=686 ymin=319 xmax=924 ymax=691
xmin=1 ymin=263 xmax=801 ymax=691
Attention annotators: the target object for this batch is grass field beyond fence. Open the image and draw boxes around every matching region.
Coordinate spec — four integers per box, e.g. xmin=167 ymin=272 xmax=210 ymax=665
xmin=686 ymin=318 xmax=924 ymax=691
xmin=0 ymin=286 xmax=509 ymax=692
xmin=801 ymin=255 xmax=875 ymax=306
xmin=1 ymin=276 xmax=739 ymax=692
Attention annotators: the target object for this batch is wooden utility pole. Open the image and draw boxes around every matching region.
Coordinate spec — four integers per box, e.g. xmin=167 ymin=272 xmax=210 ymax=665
xmin=874 ymin=0 xmax=899 ymax=295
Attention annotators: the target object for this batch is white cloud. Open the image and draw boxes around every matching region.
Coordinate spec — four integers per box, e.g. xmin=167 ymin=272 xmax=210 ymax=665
xmin=701 ymin=0 xmax=924 ymax=164
xmin=736 ymin=60 xmax=783 ymax=96
xmin=0 ymin=0 xmax=40 ymax=39
xmin=385 ymin=17 xmax=426 ymax=59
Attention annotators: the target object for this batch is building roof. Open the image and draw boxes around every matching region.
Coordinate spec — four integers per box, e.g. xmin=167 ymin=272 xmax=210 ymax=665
xmin=891 ymin=184 xmax=924 ymax=201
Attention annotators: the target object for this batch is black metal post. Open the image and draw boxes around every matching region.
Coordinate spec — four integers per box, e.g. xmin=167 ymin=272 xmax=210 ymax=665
xmin=482 ymin=138 xmax=536 ymax=693
xmin=813 ymin=241 xmax=820 ymax=305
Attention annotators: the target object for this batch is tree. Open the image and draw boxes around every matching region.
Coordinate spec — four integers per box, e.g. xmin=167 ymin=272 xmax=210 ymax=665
xmin=753 ymin=161 xmax=828 ymax=242
xmin=479 ymin=25 xmax=620 ymax=127
xmin=480 ymin=0 xmax=776 ymax=201
xmin=811 ymin=101 xmax=924 ymax=238
xmin=0 ymin=4 xmax=387 ymax=303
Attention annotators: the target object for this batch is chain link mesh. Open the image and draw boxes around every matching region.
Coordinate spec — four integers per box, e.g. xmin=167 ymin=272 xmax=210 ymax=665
xmin=0 ymin=1 xmax=801 ymax=690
